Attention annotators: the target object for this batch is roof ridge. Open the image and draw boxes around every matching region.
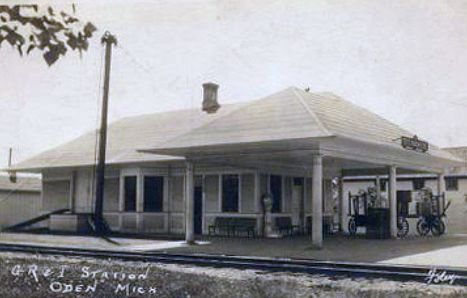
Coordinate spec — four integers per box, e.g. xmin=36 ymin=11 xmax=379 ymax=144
xmin=113 ymin=102 xmax=242 ymax=123
xmin=292 ymin=88 xmax=333 ymax=136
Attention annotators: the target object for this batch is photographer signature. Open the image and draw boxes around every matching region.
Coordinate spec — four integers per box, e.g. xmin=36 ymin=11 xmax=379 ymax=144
xmin=425 ymin=268 xmax=459 ymax=285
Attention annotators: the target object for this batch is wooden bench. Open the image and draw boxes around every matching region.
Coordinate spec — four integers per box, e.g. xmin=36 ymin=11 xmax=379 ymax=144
xmin=208 ymin=217 xmax=257 ymax=238
xmin=275 ymin=217 xmax=300 ymax=236
xmin=232 ymin=218 xmax=257 ymax=238
xmin=208 ymin=217 xmax=234 ymax=237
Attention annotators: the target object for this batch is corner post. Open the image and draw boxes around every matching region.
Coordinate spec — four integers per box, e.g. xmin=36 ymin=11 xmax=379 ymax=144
xmin=185 ymin=161 xmax=195 ymax=244
xmin=312 ymin=155 xmax=323 ymax=248
xmin=388 ymin=165 xmax=397 ymax=238
xmin=338 ymin=175 xmax=345 ymax=232
xmin=437 ymin=173 xmax=446 ymax=195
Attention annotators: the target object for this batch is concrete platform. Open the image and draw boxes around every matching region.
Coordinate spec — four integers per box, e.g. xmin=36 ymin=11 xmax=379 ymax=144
xmin=0 ymin=232 xmax=198 ymax=252
xmin=168 ymin=234 xmax=467 ymax=268
xmin=0 ymin=232 xmax=465 ymax=268
xmin=381 ymin=244 xmax=467 ymax=267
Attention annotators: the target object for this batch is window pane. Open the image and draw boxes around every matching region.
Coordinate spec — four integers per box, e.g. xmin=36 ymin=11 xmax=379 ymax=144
xmin=270 ymin=175 xmax=282 ymax=213
xmin=380 ymin=179 xmax=387 ymax=192
xmin=293 ymin=177 xmax=304 ymax=186
xmin=124 ymin=176 xmax=137 ymax=212
xmin=446 ymin=177 xmax=458 ymax=191
xmin=222 ymin=174 xmax=239 ymax=212
xmin=144 ymin=176 xmax=164 ymax=212
xmin=413 ymin=178 xmax=425 ymax=190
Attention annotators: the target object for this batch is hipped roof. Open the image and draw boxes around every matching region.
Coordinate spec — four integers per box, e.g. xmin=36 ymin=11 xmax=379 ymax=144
xmin=142 ymin=87 xmax=457 ymax=163
xmin=11 ymin=87 xmax=460 ymax=171
xmin=10 ymin=104 xmax=245 ymax=171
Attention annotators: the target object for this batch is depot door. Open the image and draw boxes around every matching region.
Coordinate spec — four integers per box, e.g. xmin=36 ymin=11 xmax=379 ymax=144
xmin=397 ymin=190 xmax=411 ymax=217
xmin=194 ymin=186 xmax=203 ymax=235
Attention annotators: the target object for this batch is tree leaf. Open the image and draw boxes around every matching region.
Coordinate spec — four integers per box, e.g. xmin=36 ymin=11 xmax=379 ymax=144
xmin=64 ymin=15 xmax=79 ymax=25
xmin=65 ymin=33 xmax=77 ymax=49
xmin=6 ymin=30 xmax=22 ymax=46
xmin=26 ymin=44 xmax=34 ymax=54
xmin=17 ymin=44 xmax=23 ymax=56
xmin=43 ymin=48 xmax=59 ymax=65
xmin=1 ymin=4 xmax=97 ymax=66
xmin=83 ymin=22 xmax=97 ymax=38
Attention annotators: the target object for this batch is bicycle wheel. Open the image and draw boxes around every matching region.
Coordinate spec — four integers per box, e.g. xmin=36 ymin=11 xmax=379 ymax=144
xmin=397 ymin=217 xmax=409 ymax=238
xmin=439 ymin=219 xmax=446 ymax=235
xmin=417 ymin=218 xmax=430 ymax=236
xmin=348 ymin=218 xmax=357 ymax=236
xmin=431 ymin=219 xmax=445 ymax=236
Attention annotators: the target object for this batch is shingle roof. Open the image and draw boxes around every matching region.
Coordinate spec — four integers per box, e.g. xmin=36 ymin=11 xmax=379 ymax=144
xmin=148 ymin=88 xmax=333 ymax=148
xmin=11 ymin=86 xmax=458 ymax=171
xmin=443 ymin=147 xmax=467 ymax=168
xmin=10 ymin=103 xmax=246 ymax=171
xmin=146 ymin=87 xmax=453 ymax=161
xmin=0 ymin=174 xmax=41 ymax=192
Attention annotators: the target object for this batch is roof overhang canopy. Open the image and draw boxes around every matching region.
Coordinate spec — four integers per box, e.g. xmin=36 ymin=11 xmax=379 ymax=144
xmin=140 ymin=135 xmax=463 ymax=175
xmin=11 ymin=87 xmax=463 ymax=176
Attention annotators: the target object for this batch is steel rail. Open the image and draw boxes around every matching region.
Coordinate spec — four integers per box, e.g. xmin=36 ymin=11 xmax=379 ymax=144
xmin=0 ymin=243 xmax=465 ymax=286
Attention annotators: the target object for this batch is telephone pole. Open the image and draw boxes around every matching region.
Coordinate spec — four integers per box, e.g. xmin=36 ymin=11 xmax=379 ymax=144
xmin=8 ymin=147 xmax=16 ymax=183
xmin=94 ymin=31 xmax=117 ymax=235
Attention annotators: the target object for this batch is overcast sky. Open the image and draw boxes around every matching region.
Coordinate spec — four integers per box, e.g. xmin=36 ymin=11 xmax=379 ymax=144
xmin=2 ymin=0 xmax=467 ymax=166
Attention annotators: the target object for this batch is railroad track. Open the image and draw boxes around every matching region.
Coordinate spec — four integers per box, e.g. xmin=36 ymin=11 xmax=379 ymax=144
xmin=0 ymin=243 xmax=465 ymax=286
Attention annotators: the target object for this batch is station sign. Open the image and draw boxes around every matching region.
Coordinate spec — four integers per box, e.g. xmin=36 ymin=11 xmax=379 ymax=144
xmin=401 ymin=135 xmax=429 ymax=153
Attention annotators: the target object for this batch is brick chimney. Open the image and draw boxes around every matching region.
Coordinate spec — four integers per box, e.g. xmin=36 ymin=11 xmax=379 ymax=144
xmin=202 ymin=82 xmax=220 ymax=113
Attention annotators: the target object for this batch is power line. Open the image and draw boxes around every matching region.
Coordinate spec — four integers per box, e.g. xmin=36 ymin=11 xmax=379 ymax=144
xmin=116 ymin=44 xmax=154 ymax=74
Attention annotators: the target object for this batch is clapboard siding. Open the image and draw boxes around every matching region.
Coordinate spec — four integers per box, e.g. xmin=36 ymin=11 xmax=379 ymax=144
xmin=42 ymin=180 xmax=70 ymax=212
xmin=205 ymin=175 xmax=219 ymax=212
xmin=241 ymin=174 xmax=255 ymax=213
xmin=170 ymin=176 xmax=184 ymax=212
xmin=103 ymin=178 xmax=119 ymax=212
xmin=0 ymin=190 xmax=41 ymax=228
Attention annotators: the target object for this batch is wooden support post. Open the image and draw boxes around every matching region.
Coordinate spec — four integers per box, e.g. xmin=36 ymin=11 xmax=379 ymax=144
xmin=185 ymin=161 xmax=195 ymax=244
xmin=437 ymin=173 xmax=446 ymax=195
xmin=312 ymin=155 xmax=323 ymax=248
xmin=437 ymin=173 xmax=447 ymax=233
xmin=338 ymin=175 xmax=345 ymax=232
xmin=388 ymin=166 xmax=397 ymax=238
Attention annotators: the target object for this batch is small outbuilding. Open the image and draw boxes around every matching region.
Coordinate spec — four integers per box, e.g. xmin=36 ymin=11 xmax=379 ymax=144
xmin=0 ymin=174 xmax=41 ymax=229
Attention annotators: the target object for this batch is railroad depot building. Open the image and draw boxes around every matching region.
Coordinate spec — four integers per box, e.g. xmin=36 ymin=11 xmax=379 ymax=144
xmin=9 ymin=85 xmax=462 ymax=247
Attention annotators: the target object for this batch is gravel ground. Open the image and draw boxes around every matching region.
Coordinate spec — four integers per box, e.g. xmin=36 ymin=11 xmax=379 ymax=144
xmin=0 ymin=252 xmax=465 ymax=298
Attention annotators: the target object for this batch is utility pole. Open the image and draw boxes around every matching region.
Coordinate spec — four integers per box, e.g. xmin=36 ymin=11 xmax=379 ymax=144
xmin=8 ymin=147 xmax=16 ymax=183
xmin=8 ymin=147 xmax=12 ymax=167
xmin=94 ymin=31 xmax=117 ymax=235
